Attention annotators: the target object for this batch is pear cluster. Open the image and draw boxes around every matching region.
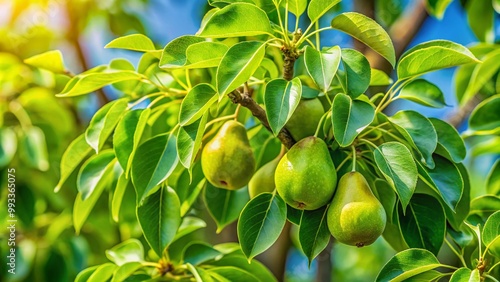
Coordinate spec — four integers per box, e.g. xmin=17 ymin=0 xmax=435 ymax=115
xmin=201 ymin=100 xmax=386 ymax=247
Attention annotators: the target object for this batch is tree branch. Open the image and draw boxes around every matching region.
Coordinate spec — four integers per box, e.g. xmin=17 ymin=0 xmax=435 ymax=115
xmin=316 ymin=239 xmax=333 ymax=282
xmin=228 ymin=90 xmax=296 ymax=149
xmin=447 ymin=93 xmax=483 ymax=129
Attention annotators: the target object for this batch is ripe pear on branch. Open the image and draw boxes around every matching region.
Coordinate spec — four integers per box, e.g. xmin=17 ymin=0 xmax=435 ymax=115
xmin=327 ymin=170 xmax=387 ymax=247
xmin=201 ymin=120 xmax=255 ymax=190
xmin=275 ymin=136 xmax=337 ymax=210
xmin=285 ymin=98 xmax=325 ymax=141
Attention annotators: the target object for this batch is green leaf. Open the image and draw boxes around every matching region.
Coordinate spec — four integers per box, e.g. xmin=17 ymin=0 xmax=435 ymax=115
xmin=77 ymin=150 xmax=116 ymax=200
xmin=417 ymin=155 xmax=463 ymax=212
xmin=383 ymin=207 xmax=410 ymax=252
xmin=398 ymin=79 xmax=447 ymax=108
xmin=470 ymin=137 xmax=500 ymax=156
xmin=373 ymin=142 xmax=418 ymax=211
xmin=467 ymin=0 xmax=494 ymax=43
xmin=131 ymin=133 xmax=179 ymax=203
xmin=160 ymin=38 xmax=229 ymax=69
xmin=86 ymin=98 xmax=128 ymax=153
xmin=183 ymin=242 xmax=222 ymax=265
xmin=75 ymin=266 xmax=99 ymax=282
xmin=376 ymin=248 xmax=443 ymax=282
xmin=403 ymin=270 xmax=444 ymax=282
xmin=331 ymin=12 xmax=395 ymax=66
xmin=111 ymin=262 xmax=143 ymax=282
xmin=398 ymin=194 xmax=445 ymax=256
xmin=287 ymin=205 xmax=303 ymax=225
xmin=173 ymin=216 xmax=207 ymax=243
xmin=237 ymin=193 xmax=287 ymax=260
xmin=374 ymin=179 xmax=397 ymax=223
xmin=19 ymin=126 xmax=49 ymax=171
xmin=208 ymin=0 xmax=254 ymax=8
xmin=470 ymin=195 xmax=500 ymax=218
xmin=73 ymin=161 xmax=116 ymax=234
xmin=469 ymin=94 xmax=500 ymax=133
xmin=204 ymin=182 xmax=249 ymax=233
xmin=24 ymin=50 xmax=66 ymax=74
xmin=206 ymin=253 xmax=277 ymax=282
xmin=298 ymin=205 xmax=330 ymax=265
xmin=0 ymin=127 xmax=17 ymax=168
xmin=264 ymin=77 xmax=302 ymax=135
xmin=112 ymin=173 xmax=130 ymax=222
xmin=105 ymin=34 xmax=156 ymax=52
xmin=113 ymin=108 xmax=151 ymax=175
xmin=176 ymin=164 xmax=207 ymax=216
xmin=425 ymin=0 xmax=453 ymax=19
xmin=375 ymin=0 xmax=403 ymax=27
xmin=370 ymin=69 xmax=393 ymax=86
xmin=461 ymin=49 xmax=500 ymax=105
xmin=106 ymin=239 xmax=144 ymax=266
xmin=339 ymin=48 xmax=371 ymax=98
xmin=397 ymin=40 xmax=480 ymax=79
xmin=389 ymin=110 xmax=437 ymax=168
xmin=159 ymin=36 xmax=205 ymax=69
xmin=217 ymin=41 xmax=266 ymax=96
xmin=137 ymin=186 xmax=181 ymax=257
xmin=87 ymin=263 xmax=117 ymax=282
xmin=454 ymin=63 xmax=477 ymax=104
xmin=57 ymin=71 xmax=142 ymax=97
xmin=199 ymin=3 xmax=273 ymax=38
xmin=429 ymin=118 xmax=466 ymax=163
xmin=185 ymin=41 xmax=229 ymax=69
xmin=331 ymin=93 xmax=374 ymax=147
xmin=177 ymin=113 xmax=208 ymax=170
xmin=445 ymin=163 xmax=470 ymax=230
xmin=187 ymin=265 xmax=214 ymax=282
xmin=304 ymin=45 xmax=341 ymax=92
xmin=487 ymin=160 xmax=500 ymax=195
xmin=482 ymin=210 xmax=500 ymax=256
xmin=450 ymin=268 xmax=480 ymax=282
xmin=179 ymin=83 xmax=217 ymax=126
xmin=282 ymin=0 xmax=307 ymax=16
xmin=308 ymin=0 xmax=341 ymax=23
xmin=208 ymin=266 xmax=260 ymax=282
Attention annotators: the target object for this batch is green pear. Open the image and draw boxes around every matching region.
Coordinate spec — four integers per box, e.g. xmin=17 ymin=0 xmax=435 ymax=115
xmin=327 ymin=171 xmax=387 ymax=247
xmin=286 ymin=98 xmax=324 ymax=141
xmin=201 ymin=120 xmax=255 ymax=190
xmin=275 ymin=136 xmax=337 ymax=210
xmin=248 ymin=154 xmax=281 ymax=198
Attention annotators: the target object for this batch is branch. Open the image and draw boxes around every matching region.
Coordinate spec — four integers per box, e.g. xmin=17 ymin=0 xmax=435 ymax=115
xmin=282 ymin=29 xmax=302 ymax=81
xmin=365 ymin=0 xmax=428 ymax=74
xmin=316 ymin=240 xmax=333 ymax=282
xmin=447 ymin=93 xmax=483 ymax=129
xmin=228 ymin=90 xmax=296 ymax=149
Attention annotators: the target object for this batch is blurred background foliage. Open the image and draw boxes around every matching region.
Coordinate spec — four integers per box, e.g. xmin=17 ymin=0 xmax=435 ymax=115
xmin=0 ymin=0 xmax=498 ymax=281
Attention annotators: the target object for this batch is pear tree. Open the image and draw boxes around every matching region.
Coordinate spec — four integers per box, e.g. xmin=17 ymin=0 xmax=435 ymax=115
xmin=22 ymin=0 xmax=500 ymax=280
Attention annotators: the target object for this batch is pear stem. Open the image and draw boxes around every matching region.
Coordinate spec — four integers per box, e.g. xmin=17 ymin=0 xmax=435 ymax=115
xmin=314 ymin=111 xmax=329 ymax=137
xmin=351 ymin=145 xmax=357 ymax=172
xmin=228 ymin=89 xmax=296 ymax=149
xmin=336 ymin=153 xmax=351 ymax=172
xmin=234 ymin=104 xmax=242 ymax=121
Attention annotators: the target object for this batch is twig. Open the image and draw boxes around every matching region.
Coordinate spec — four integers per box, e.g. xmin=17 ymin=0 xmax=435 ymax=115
xmin=447 ymin=93 xmax=483 ymax=129
xmin=228 ymin=90 xmax=296 ymax=149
